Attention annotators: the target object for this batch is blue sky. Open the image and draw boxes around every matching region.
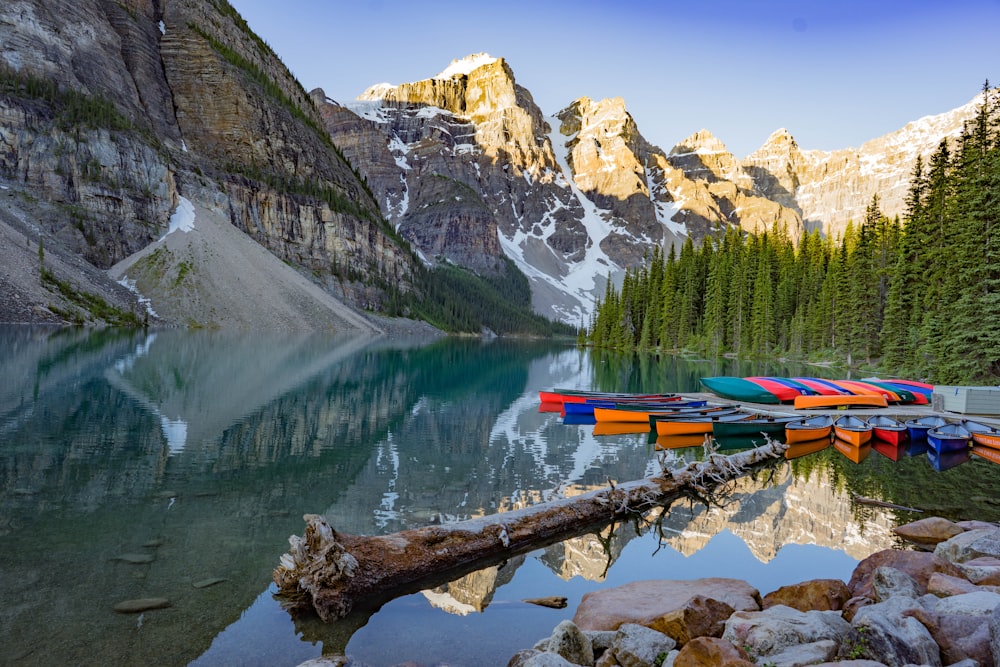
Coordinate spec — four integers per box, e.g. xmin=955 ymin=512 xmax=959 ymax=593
xmin=229 ymin=0 xmax=999 ymax=158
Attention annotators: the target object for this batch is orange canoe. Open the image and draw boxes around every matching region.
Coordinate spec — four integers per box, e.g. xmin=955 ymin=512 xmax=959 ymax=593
xmin=793 ymin=394 xmax=887 ymax=410
xmin=654 ymin=413 xmax=752 ymax=437
xmin=833 ymin=415 xmax=873 ymax=446
xmin=785 ymin=415 xmax=833 ymax=443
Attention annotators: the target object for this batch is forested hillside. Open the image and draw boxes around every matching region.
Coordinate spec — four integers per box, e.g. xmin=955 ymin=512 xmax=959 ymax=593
xmin=584 ymin=85 xmax=1000 ymax=384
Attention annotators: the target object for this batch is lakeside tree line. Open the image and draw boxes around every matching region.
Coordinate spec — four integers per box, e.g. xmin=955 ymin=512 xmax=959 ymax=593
xmin=584 ymin=85 xmax=1000 ymax=384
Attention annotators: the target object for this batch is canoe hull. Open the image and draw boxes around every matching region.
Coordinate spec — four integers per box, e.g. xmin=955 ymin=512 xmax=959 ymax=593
xmin=655 ymin=414 xmax=751 ymax=437
xmin=926 ymin=424 xmax=970 ymax=455
xmin=785 ymin=415 xmax=833 ymax=443
xmin=833 ymin=416 xmax=872 ymax=446
xmin=793 ymin=395 xmax=888 ymax=409
xmin=700 ymin=377 xmax=780 ymax=404
xmin=712 ymin=418 xmax=796 ymax=439
xmin=867 ymin=416 xmax=907 ymax=446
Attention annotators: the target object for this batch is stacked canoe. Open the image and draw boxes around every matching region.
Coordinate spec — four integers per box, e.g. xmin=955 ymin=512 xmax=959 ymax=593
xmin=700 ymin=376 xmax=933 ymax=408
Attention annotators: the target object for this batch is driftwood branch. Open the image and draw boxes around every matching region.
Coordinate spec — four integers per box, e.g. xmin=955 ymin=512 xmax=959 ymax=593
xmin=851 ymin=493 xmax=924 ymax=513
xmin=273 ymin=441 xmax=788 ymax=621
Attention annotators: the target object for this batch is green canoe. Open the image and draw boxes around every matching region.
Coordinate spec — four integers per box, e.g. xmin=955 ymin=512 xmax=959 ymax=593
xmin=712 ymin=416 xmax=798 ymax=439
xmin=700 ymin=377 xmax=780 ymax=404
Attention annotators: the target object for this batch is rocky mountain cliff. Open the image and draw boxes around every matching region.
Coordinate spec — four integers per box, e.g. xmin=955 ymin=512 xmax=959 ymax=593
xmin=0 ymin=0 xmax=417 ymax=328
xmin=321 ymin=53 xmax=984 ymax=324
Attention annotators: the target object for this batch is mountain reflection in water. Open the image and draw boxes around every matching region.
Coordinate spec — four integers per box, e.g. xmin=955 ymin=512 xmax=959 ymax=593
xmin=2 ymin=326 xmax=1000 ymax=667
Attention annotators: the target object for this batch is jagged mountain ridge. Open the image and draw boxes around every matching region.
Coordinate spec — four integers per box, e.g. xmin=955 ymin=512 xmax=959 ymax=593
xmin=0 ymin=0 xmax=984 ymax=330
xmin=321 ymin=53 xmax=983 ymax=324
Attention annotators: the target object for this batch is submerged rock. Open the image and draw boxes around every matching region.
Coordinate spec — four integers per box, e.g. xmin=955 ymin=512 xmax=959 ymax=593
xmin=113 ymin=598 xmax=171 ymax=613
xmin=192 ymin=577 xmax=228 ymax=589
xmin=112 ymin=553 xmax=155 ymax=564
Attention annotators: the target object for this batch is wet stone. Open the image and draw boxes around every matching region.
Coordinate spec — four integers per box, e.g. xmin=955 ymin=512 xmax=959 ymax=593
xmin=193 ymin=577 xmax=228 ymax=589
xmin=113 ymin=598 xmax=171 ymax=613
xmin=113 ymin=553 xmax=155 ymax=564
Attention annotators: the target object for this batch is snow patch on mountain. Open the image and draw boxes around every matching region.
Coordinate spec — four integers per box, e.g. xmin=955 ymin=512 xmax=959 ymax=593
xmin=435 ymin=53 xmax=497 ymax=79
xmin=495 ymin=118 xmax=623 ymax=323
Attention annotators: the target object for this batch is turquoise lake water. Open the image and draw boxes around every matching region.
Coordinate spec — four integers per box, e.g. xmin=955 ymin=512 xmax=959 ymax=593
xmin=2 ymin=325 xmax=999 ymax=666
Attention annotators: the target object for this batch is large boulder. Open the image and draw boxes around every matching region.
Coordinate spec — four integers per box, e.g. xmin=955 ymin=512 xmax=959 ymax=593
xmin=761 ymin=640 xmax=839 ymax=667
xmin=957 ymin=556 xmax=1000 ymax=585
xmin=761 ymin=579 xmax=851 ymax=612
xmin=573 ymin=579 xmax=760 ymax=644
xmin=847 ymin=549 xmax=963 ymax=599
xmin=543 ymin=620 xmax=594 ymax=666
xmin=934 ymin=527 xmax=1000 ymax=564
xmin=850 ymin=596 xmax=941 ymax=666
xmin=991 ymin=603 xmax=1000 ymax=667
xmin=893 ymin=516 xmax=965 ymax=549
xmin=603 ymin=623 xmax=676 ymax=667
xmin=871 ymin=566 xmax=921 ymax=601
xmin=927 ymin=571 xmax=982 ymax=597
xmin=921 ymin=591 xmax=1000 ymax=667
xmin=721 ymin=604 xmax=853 ymax=660
xmin=672 ymin=637 xmax=753 ymax=667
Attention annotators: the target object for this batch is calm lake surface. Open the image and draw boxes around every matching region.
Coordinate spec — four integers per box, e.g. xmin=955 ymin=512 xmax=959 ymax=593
xmin=3 ymin=325 xmax=1000 ymax=666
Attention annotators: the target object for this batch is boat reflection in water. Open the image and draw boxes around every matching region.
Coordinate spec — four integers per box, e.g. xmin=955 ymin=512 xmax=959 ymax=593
xmin=785 ymin=438 xmax=832 ymax=460
xmin=927 ymin=447 xmax=972 ymax=472
xmin=833 ymin=437 xmax=872 ymax=464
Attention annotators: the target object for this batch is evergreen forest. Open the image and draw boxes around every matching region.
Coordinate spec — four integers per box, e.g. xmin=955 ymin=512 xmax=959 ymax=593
xmin=583 ymin=85 xmax=1000 ymax=384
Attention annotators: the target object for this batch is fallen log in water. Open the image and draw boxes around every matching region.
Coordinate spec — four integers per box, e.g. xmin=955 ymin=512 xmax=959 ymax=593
xmin=273 ymin=441 xmax=788 ymax=621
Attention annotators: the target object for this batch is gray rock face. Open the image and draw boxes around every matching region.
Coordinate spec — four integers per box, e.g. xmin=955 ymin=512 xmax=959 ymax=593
xmin=721 ymin=604 xmax=853 ymax=660
xmin=545 ymin=620 xmax=594 ymax=666
xmin=763 ymin=639 xmax=839 ymax=667
xmin=850 ymin=596 xmax=942 ymax=666
xmin=935 ymin=527 xmax=1000 ymax=564
xmin=0 ymin=0 xmax=416 ymax=326
xmin=607 ymin=623 xmax=676 ymax=667
xmin=871 ymin=566 xmax=922 ymax=601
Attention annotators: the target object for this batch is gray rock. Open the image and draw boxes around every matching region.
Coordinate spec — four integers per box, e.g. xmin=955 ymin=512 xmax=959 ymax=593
xmin=850 ymin=597 xmax=941 ymax=666
xmin=547 ymin=620 xmax=593 ymax=666
xmin=521 ymin=653 xmax=577 ymax=667
xmin=944 ymin=660 xmax=980 ymax=667
xmin=935 ymin=527 xmax=1000 ymax=563
xmin=507 ymin=649 xmax=543 ymax=667
xmin=871 ymin=566 xmax=921 ymax=601
xmin=581 ymin=630 xmax=617 ymax=655
xmin=295 ymin=658 xmax=350 ymax=667
xmin=721 ymin=604 xmax=853 ymax=658
xmin=991 ymin=603 xmax=1000 ymax=667
xmin=608 ymin=623 xmax=676 ymax=667
xmin=764 ymin=639 xmax=839 ymax=667
xmin=956 ymin=556 xmax=1000 ymax=584
xmin=931 ymin=589 xmax=1000 ymax=616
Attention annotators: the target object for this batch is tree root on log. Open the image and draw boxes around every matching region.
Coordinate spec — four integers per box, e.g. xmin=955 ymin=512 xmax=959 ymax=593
xmin=273 ymin=440 xmax=788 ymax=621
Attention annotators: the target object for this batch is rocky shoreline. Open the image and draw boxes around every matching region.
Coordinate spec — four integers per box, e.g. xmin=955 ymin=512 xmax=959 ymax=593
xmin=508 ymin=516 xmax=1000 ymax=667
